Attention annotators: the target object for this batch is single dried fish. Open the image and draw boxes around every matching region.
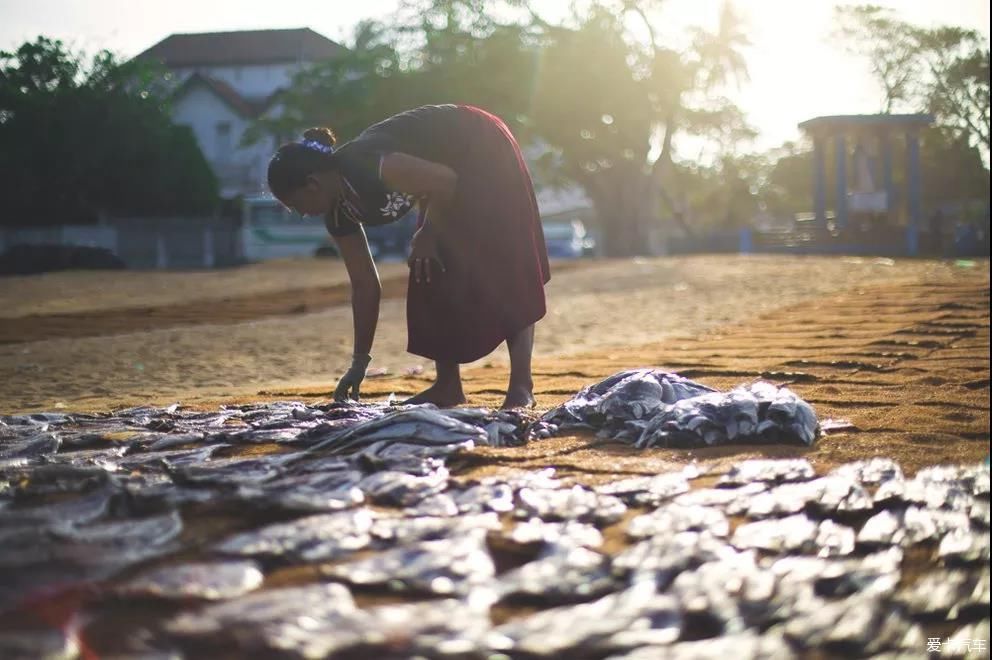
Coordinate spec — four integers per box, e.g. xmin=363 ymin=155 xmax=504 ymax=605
xmin=215 ymin=509 xmax=374 ymax=562
xmin=323 ymin=531 xmax=495 ymax=596
xmin=515 ymin=484 xmax=627 ymax=525
xmin=498 ymin=544 xmax=619 ymax=603
xmin=491 ymin=583 xmax=681 ymax=657
xmin=627 ymin=503 xmax=730 ymax=539
xmin=115 ymin=560 xmax=264 ymax=600
xmin=718 ymin=459 xmax=816 ymax=486
xmin=732 ymin=514 xmax=855 ymax=557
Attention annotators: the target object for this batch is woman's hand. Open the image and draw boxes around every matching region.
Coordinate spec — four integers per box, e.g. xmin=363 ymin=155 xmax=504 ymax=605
xmin=408 ymin=225 xmax=445 ymax=284
xmin=334 ymin=353 xmax=372 ymax=402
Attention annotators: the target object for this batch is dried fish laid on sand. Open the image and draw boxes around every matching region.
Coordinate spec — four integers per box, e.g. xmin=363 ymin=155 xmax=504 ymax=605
xmin=490 ymin=582 xmax=682 ymax=657
xmin=540 ymin=369 xmax=716 ymax=435
xmin=4 ymin=389 xmax=990 ymax=660
xmin=163 ymin=583 xmax=359 ymax=656
xmin=113 ymin=560 xmax=264 ymax=601
xmin=322 ymin=530 xmax=496 ymax=597
xmin=497 ymin=543 xmax=620 ymax=604
xmin=214 ymin=509 xmax=375 ymax=562
xmin=539 ymin=369 xmax=820 ymax=447
xmin=303 ymin=407 xmax=490 ymax=455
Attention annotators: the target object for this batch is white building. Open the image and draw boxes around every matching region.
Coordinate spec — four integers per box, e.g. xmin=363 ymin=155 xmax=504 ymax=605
xmin=137 ymin=28 xmax=346 ymax=199
xmin=137 ymin=27 xmax=597 ymax=227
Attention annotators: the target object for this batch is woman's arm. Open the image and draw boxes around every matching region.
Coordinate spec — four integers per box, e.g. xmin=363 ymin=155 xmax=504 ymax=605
xmin=380 ymin=153 xmax=457 ymax=232
xmin=333 ymin=227 xmax=382 ymax=357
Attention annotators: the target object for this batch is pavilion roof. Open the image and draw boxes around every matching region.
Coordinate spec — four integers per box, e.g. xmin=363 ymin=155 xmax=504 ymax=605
xmin=799 ymin=114 xmax=934 ymax=134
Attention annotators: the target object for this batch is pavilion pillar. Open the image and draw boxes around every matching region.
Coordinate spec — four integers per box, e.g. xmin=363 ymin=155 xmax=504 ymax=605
xmin=834 ymin=133 xmax=848 ymax=230
xmin=906 ymin=130 xmax=922 ymax=256
xmin=813 ymin=136 xmax=827 ymax=227
xmin=880 ymin=131 xmax=895 ymax=221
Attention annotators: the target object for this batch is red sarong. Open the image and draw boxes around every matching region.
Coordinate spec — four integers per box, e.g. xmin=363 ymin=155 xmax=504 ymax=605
xmin=405 ymin=105 xmax=551 ymax=363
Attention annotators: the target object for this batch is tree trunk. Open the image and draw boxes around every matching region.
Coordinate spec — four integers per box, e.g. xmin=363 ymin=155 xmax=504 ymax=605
xmin=650 ymin=116 xmax=695 ymax=240
xmin=587 ymin=167 xmax=659 ymax=257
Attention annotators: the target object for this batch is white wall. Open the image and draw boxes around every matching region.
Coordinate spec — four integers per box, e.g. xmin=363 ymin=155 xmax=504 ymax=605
xmin=164 ymin=62 xmax=311 ymax=197
xmin=173 ymin=86 xmax=242 ymax=161
xmin=0 ymin=226 xmax=117 ymax=253
xmin=172 ymin=86 xmax=277 ymax=198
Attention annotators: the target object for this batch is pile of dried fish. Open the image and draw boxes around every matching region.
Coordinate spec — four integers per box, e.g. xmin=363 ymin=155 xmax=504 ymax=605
xmin=1 ymin=395 xmax=987 ymax=658
xmin=539 ymin=369 xmax=820 ymax=446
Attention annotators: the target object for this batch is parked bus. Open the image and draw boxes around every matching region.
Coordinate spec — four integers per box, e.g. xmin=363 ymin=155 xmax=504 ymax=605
xmin=241 ymin=194 xmax=328 ymax=261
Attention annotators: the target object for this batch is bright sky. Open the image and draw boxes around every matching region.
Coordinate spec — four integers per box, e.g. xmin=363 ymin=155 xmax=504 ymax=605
xmin=1 ymin=0 xmax=989 ymax=153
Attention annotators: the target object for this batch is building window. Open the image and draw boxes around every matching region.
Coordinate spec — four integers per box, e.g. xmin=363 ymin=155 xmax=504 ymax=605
xmin=215 ymin=122 xmax=232 ymax=162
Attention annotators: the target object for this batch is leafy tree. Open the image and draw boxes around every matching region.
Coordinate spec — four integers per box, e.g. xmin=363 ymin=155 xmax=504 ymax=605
xmin=668 ymin=154 xmax=763 ymax=232
xmin=251 ymin=0 xmax=753 ymax=256
xmin=759 ymin=142 xmax=816 ymax=220
xmin=248 ymin=13 xmax=539 ymax=145
xmin=0 ymin=37 xmax=218 ymax=227
xmin=919 ymin=126 xmax=990 ymax=213
xmin=528 ymin=0 xmax=753 ymax=254
xmin=915 ymin=28 xmax=990 ymax=155
xmin=834 ymin=5 xmax=990 ymax=155
xmin=246 ymin=21 xmax=407 ymax=144
xmin=834 ymin=5 xmax=919 ymax=113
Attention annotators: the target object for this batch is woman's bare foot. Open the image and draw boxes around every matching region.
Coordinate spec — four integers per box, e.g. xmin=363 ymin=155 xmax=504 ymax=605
xmin=403 ymin=382 xmax=466 ymax=408
xmin=501 ymin=384 xmax=535 ymax=410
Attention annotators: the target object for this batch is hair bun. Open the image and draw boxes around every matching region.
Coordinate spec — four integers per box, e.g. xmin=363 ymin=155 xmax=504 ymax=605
xmin=302 ymin=127 xmax=337 ymax=147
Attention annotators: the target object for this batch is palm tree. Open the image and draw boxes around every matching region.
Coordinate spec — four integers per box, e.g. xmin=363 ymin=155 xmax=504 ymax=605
xmin=691 ymin=1 xmax=751 ymax=91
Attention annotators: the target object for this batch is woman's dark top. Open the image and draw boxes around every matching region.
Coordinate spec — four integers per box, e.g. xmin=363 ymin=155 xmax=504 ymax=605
xmin=323 ymin=107 xmax=459 ymax=237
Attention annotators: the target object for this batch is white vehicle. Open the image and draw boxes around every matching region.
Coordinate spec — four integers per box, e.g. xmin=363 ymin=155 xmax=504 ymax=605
xmin=240 ymin=194 xmax=332 ymax=261
xmin=542 ymin=218 xmax=596 ymax=258
xmin=240 ymin=194 xmax=419 ymax=262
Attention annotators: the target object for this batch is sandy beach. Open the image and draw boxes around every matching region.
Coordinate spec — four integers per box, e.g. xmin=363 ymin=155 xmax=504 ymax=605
xmin=1 ymin=255 xmax=979 ymax=417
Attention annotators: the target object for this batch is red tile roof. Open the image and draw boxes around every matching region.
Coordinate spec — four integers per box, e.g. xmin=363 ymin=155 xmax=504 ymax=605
xmin=138 ymin=27 xmax=345 ymax=68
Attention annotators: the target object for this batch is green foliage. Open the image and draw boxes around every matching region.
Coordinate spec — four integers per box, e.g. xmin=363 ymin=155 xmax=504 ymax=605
xmin=834 ymin=5 xmax=990 ymax=155
xmin=532 ymin=0 xmax=754 ymax=252
xmin=915 ymin=29 xmax=990 ymax=155
xmin=919 ymin=126 xmax=990 ymax=211
xmin=759 ymin=142 xmax=816 ymax=219
xmin=245 ymin=21 xmax=408 ymax=145
xmin=244 ymin=0 xmax=986 ymax=250
xmin=670 ymin=155 xmax=763 ymax=231
xmin=248 ymin=0 xmax=753 ymax=255
xmin=0 ymin=37 xmax=218 ymax=227
xmin=247 ymin=12 xmax=540 ymax=146
xmin=834 ymin=5 xmax=919 ymax=113
xmin=531 ymin=6 xmax=654 ymax=183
